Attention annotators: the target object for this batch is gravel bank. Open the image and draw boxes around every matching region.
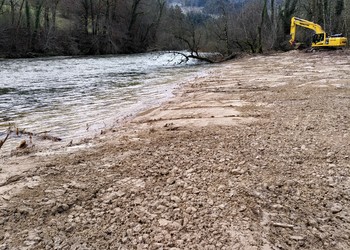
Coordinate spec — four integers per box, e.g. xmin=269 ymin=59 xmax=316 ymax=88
xmin=1 ymin=51 xmax=350 ymax=249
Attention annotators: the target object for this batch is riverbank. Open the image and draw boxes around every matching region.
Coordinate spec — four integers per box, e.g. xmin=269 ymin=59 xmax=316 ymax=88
xmin=0 ymin=52 xmax=206 ymax=156
xmin=1 ymin=50 xmax=350 ymax=249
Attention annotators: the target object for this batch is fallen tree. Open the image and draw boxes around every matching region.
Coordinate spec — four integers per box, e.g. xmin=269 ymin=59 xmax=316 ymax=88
xmin=171 ymin=51 xmax=239 ymax=64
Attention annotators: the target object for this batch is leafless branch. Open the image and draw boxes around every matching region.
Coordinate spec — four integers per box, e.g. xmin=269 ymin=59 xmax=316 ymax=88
xmin=0 ymin=132 xmax=10 ymax=150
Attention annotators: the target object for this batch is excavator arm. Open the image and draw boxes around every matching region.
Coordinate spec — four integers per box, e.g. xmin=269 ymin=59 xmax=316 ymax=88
xmin=289 ymin=17 xmax=325 ymax=46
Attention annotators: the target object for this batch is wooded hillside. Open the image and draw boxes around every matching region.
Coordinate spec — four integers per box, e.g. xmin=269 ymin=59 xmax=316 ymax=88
xmin=0 ymin=0 xmax=349 ymax=58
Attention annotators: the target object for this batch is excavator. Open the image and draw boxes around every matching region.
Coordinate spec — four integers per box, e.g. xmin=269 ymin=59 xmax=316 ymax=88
xmin=289 ymin=17 xmax=347 ymax=50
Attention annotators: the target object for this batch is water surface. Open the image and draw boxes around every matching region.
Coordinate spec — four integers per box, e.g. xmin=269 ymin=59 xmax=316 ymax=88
xmin=0 ymin=52 xmax=207 ymax=155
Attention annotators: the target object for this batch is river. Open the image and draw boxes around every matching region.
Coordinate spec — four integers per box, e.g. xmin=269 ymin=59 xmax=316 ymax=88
xmin=0 ymin=52 xmax=208 ymax=156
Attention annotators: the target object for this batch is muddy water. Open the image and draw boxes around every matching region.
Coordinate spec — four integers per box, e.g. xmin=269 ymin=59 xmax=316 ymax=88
xmin=0 ymin=52 xmax=208 ymax=155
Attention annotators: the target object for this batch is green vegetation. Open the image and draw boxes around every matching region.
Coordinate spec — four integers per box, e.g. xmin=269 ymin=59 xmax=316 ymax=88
xmin=0 ymin=0 xmax=349 ymax=58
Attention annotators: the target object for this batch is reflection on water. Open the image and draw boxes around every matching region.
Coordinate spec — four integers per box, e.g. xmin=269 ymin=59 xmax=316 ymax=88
xmin=0 ymin=52 xmax=207 ymax=154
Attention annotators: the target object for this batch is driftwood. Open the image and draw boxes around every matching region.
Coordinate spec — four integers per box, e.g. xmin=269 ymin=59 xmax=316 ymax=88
xmin=0 ymin=132 xmax=10 ymax=150
xmin=9 ymin=128 xmax=62 ymax=142
xmin=171 ymin=51 xmax=239 ymax=64
xmin=0 ymin=126 xmax=62 ymax=152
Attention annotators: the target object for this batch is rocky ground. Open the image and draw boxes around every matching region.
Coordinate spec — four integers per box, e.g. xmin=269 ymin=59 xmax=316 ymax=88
xmin=1 ymin=50 xmax=350 ymax=249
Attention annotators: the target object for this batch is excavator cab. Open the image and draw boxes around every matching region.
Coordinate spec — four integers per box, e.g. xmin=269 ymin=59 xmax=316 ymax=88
xmin=312 ymin=33 xmax=324 ymax=44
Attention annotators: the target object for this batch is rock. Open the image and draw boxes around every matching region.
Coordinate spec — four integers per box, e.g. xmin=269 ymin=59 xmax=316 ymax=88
xmin=262 ymin=245 xmax=273 ymax=250
xmin=239 ymin=205 xmax=247 ymax=212
xmin=218 ymin=204 xmax=226 ymax=209
xmin=271 ymin=222 xmax=294 ymax=229
xmin=169 ymin=221 xmax=182 ymax=230
xmin=217 ymin=185 xmax=226 ymax=192
xmin=133 ymin=224 xmax=142 ymax=233
xmin=272 ymin=204 xmax=283 ymax=210
xmin=330 ymin=203 xmax=343 ymax=213
xmin=185 ymin=206 xmax=197 ymax=213
xmin=290 ymin=236 xmax=305 ymax=241
xmin=17 ymin=140 xmax=27 ymax=149
xmin=231 ymin=168 xmax=243 ymax=175
xmin=327 ymin=177 xmax=336 ymax=187
xmin=52 ymin=204 xmax=70 ymax=214
xmin=171 ymin=196 xmax=181 ymax=203
xmin=65 ymin=225 xmax=75 ymax=233
xmin=166 ymin=178 xmax=175 ymax=185
xmin=159 ymin=219 xmax=171 ymax=227
xmin=116 ymin=190 xmax=126 ymax=197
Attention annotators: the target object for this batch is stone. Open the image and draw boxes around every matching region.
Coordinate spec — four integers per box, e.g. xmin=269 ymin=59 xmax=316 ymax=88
xmin=185 ymin=206 xmax=197 ymax=213
xmin=290 ymin=236 xmax=305 ymax=241
xmin=17 ymin=140 xmax=27 ymax=149
xmin=166 ymin=178 xmax=175 ymax=185
xmin=218 ymin=204 xmax=226 ymax=209
xmin=159 ymin=219 xmax=171 ymax=227
xmin=116 ymin=190 xmax=126 ymax=197
xmin=52 ymin=204 xmax=69 ymax=214
xmin=330 ymin=203 xmax=343 ymax=213
xmin=239 ymin=205 xmax=247 ymax=212
xmin=169 ymin=221 xmax=182 ymax=230
xmin=171 ymin=196 xmax=181 ymax=203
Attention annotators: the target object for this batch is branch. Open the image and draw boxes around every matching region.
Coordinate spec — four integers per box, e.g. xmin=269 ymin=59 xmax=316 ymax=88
xmin=9 ymin=128 xmax=62 ymax=142
xmin=0 ymin=132 xmax=10 ymax=150
xmin=171 ymin=51 xmax=238 ymax=64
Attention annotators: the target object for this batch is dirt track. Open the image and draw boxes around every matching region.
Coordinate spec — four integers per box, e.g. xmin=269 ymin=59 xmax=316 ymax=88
xmin=1 ymin=50 xmax=350 ymax=249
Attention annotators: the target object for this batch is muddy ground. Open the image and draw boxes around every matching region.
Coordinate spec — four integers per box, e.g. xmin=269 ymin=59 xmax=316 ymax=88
xmin=1 ymin=50 xmax=350 ymax=249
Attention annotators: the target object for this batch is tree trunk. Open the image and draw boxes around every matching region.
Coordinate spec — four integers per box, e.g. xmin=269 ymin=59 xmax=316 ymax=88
xmin=0 ymin=0 xmax=6 ymax=11
xmin=345 ymin=0 xmax=350 ymax=38
xmin=271 ymin=0 xmax=275 ymax=24
xmin=44 ymin=5 xmax=50 ymax=31
xmin=10 ymin=0 xmax=15 ymax=25
xmin=312 ymin=0 xmax=317 ymax=22
xmin=82 ymin=0 xmax=89 ymax=35
xmin=322 ymin=0 xmax=327 ymax=30
xmin=33 ymin=0 xmax=44 ymax=50
xmin=257 ymin=0 xmax=268 ymax=53
xmin=90 ymin=0 xmax=96 ymax=35
xmin=128 ymin=0 xmax=142 ymax=33
xmin=25 ymin=0 xmax=32 ymax=49
xmin=16 ymin=0 xmax=25 ymax=33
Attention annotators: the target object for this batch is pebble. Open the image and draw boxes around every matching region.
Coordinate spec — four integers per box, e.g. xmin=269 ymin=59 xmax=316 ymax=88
xmin=239 ymin=205 xmax=247 ymax=212
xmin=158 ymin=219 xmax=171 ymax=227
xmin=52 ymin=204 xmax=69 ymax=214
xmin=290 ymin=235 xmax=305 ymax=241
xmin=116 ymin=190 xmax=126 ymax=197
xmin=171 ymin=196 xmax=181 ymax=203
xmin=185 ymin=206 xmax=197 ymax=213
xmin=166 ymin=178 xmax=175 ymax=185
xmin=330 ymin=203 xmax=343 ymax=213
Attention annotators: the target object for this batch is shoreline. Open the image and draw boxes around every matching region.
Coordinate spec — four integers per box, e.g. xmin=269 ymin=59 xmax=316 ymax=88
xmin=0 ymin=51 xmax=208 ymax=158
xmin=1 ymin=51 xmax=350 ymax=249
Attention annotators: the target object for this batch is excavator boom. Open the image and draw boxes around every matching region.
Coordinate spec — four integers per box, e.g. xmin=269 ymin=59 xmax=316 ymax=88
xmin=290 ymin=17 xmax=347 ymax=49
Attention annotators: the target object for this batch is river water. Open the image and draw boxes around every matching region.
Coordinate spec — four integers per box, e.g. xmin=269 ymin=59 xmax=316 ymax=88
xmin=0 ymin=52 xmax=208 ymax=155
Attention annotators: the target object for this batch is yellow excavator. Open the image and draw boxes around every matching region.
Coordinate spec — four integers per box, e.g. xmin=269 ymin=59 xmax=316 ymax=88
xmin=290 ymin=17 xmax=347 ymax=49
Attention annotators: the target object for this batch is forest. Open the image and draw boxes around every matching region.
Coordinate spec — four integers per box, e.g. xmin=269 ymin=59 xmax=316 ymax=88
xmin=0 ymin=0 xmax=349 ymax=58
